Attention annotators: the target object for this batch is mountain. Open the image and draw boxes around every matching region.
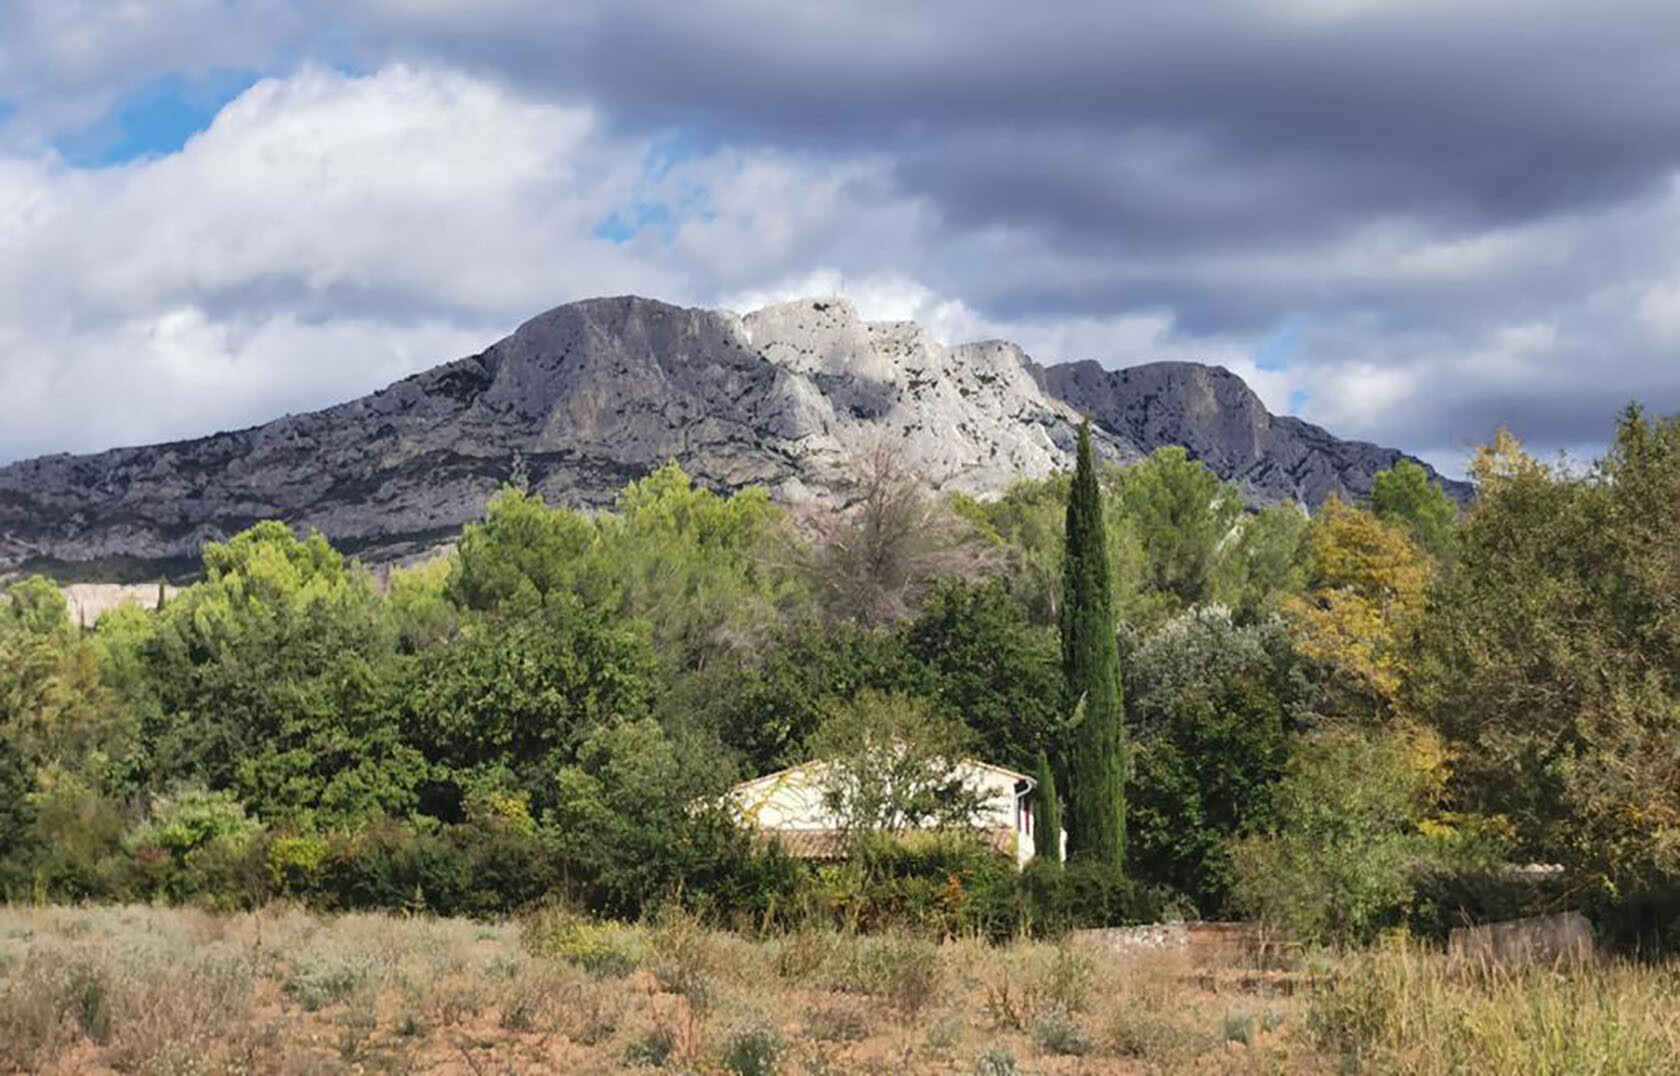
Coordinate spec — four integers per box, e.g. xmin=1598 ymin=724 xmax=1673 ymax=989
xmin=1032 ymin=359 xmax=1467 ymax=508
xmin=0 ymin=295 xmax=1467 ymax=580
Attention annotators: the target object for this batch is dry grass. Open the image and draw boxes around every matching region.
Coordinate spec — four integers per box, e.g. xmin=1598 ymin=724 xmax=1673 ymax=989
xmin=1307 ymin=937 xmax=1680 ymax=1075
xmin=0 ymin=904 xmax=1673 ymax=1074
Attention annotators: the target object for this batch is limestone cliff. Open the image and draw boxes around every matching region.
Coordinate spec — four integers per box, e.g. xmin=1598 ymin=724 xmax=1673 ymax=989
xmin=0 ymin=295 xmax=1463 ymax=580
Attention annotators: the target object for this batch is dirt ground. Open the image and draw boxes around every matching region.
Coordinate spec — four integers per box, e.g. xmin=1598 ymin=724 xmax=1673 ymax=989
xmin=0 ymin=904 xmax=1333 ymax=1075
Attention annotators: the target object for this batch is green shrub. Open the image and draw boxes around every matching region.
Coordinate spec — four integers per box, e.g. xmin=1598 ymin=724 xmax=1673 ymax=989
xmin=313 ymin=817 xmax=555 ymax=918
xmin=284 ymin=949 xmax=379 ymax=1012
xmin=833 ymin=932 xmax=944 ymax=1020
xmin=527 ymin=918 xmax=644 ymax=979
xmin=1019 ymin=858 xmax=1161 ymax=934
xmin=622 ymin=1026 xmax=676 ymax=1068
xmin=649 ymin=909 xmax=718 ymax=1013
xmin=808 ymin=831 xmax=1024 ymax=937
xmin=720 ymin=1020 xmax=782 ymax=1076
xmin=265 ymin=833 xmax=329 ymax=895
xmin=1110 ymin=1003 xmax=1216 ymax=1065
xmin=1223 ymin=1011 xmax=1258 ymax=1044
xmin=804 ymin=998 xmax=870 ymax=1043
xmin=1033 ymin=1013 xmax=1094 ymax=1056
xmin=121 ymin=787 xmax=266 ymax=906
xmin=1229 ymin=729 xmax=1469 ymax=945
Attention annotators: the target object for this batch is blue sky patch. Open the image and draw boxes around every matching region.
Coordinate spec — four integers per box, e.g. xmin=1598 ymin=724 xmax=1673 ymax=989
xmin=54 ymin=69 xmax=258 ymax=167
xmin=593 ymin=202 xmax=676 ymax=243
xmin=643 ymin=125 xmax=721 ymax=181
xmin=1253 ymin=318 xmax=1302 ymax=373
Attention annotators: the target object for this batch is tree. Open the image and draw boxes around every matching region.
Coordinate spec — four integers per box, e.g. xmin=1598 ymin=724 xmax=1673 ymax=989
xmin=547 ymin=717 xmax=748 ymax=918
xmin=1 ymin=577 xmax=134 ymax=800
xmin=137 ymin=523 xmax=422 ymax=826
xmin=402 ymin=598 xmax=656 ymax=819
xmin=1113 ymin=447 xmax=1244 ymax=619
xmin=3 ymin=576 xmax=72 ymax=638
xmin=1370 ymin=460 xmax=1460 ymax=563
xmin=806 ymin=691 xmax=986 ymax=842
xmin=812 ymin=444 xmax=994 ymax=626
xmin=673 ymin=618 xmax=919 ymax=774
xmin=0 ymin=734 xmax=35 ymax=880
xmin=1122 ymin=608 xmax=1299 ymax=912
xmin=449 ymin=486 xmax=610 ymax=615
xmin=951 ymin=475 xmax=1071 ymax=627
xmin=902 ymin=578 xmax=1062 ymax=772
xmin=1282 ymin=498 xmax=1432 ymax=722
xmin=1229 ymin=726 xmax=1465 ymax=944
xmin=602 ymin=462 xmax=808 ymax=670
xmin=1061 ymin=423 xmax=1127 ymax=867
xmin=1032 ymin=749 xmax=1063 ymax=864
xmin=1415 ymin=412 xmax=1680 ymax=888
xmin=1210 ymin=503 xmax=1312 ymax=622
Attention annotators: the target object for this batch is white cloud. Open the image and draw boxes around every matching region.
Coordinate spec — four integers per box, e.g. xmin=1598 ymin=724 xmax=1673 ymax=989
xmin=4 ymin=11 xmax=1680 ymax=480
xmin=0 ymin=64 xmax=685 ymax=459
xmin=3 ymin=308 xmax=491 ymax=455
xmin=0 ymin=64 xmax=965 ymax=462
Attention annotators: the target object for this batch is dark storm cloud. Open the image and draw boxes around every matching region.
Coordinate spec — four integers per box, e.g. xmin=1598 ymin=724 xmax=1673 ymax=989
xmin=339 ymin=0 xmax=1680 ymax=466
xmin=6 ymin=0 xmax=1680 ymax=470
xmin=450 ymin=1 xmax=1680 ymax=227
xmin=338 ymin=1 xmax=1680 ymax=330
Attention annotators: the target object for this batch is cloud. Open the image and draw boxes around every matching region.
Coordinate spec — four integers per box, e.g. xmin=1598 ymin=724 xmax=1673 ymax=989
xmin=3 ymin=2 xmax=1680 ymax=479
xmin=0 ymin=65 xmax=675 ymax=459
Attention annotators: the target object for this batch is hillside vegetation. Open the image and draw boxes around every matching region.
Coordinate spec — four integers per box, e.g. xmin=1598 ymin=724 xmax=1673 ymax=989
xmin=2 ymin=409 xmax=1680 ymax=950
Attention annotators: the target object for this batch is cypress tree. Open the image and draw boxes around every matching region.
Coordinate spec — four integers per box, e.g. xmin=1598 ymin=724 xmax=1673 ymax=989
xmin=1060 ymin=422 xmax=1127 ymax=867
xmin=1032 ymin=748 xmax=1063 ymax=864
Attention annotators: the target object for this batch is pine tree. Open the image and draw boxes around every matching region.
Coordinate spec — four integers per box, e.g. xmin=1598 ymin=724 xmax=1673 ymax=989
xmin=1032 ymin=748 xmax=1063 ymax=864
xmin=1060 ymin=422 xmax=1127 ymax=867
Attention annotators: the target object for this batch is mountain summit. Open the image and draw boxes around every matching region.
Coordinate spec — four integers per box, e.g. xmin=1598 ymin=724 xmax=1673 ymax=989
xmin=0 ymin=295 xmax=1465 ymax=579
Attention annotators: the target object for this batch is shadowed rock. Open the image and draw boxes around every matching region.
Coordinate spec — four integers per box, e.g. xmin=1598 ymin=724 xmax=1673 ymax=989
xmin=0 ymin=295 xmax=1464 ymax=581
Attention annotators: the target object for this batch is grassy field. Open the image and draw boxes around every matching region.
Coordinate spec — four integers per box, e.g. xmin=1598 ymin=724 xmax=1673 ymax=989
xmin=1 ymin=904 xmax=1676 ymax=1075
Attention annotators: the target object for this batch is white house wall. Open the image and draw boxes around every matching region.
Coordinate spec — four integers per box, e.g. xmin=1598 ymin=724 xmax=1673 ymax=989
xmin=725 ymin=758 xmax=1042 ymax=867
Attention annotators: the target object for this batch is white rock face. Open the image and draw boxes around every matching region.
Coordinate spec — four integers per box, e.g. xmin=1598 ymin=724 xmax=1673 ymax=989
xmin=59 ymin=583 xmax=179 ymax=625
xmin=738 ymin=297 xmax=1119 ymax=496
xmin=0 ymin=293 xmax=1460 ymax=580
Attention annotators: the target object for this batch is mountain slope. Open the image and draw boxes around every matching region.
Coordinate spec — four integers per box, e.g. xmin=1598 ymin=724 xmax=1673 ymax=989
xmin=1033 ymin=359 xmax=1469 ymax=507
xmin=0 ymin=295 xmax=1463 ymax=580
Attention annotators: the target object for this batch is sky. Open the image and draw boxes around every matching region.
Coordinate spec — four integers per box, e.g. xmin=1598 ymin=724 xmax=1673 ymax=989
xmin=3 ymin=1 xmax=1679 ymax=475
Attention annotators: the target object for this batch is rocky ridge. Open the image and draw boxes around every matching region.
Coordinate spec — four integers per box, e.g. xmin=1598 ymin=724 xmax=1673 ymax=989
xmin=0 ymin=295 xmax=1465 ymax=580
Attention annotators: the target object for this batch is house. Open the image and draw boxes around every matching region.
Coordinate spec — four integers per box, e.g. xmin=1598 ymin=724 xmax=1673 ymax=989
xmin=723 ymin=755 xmax=1063 ymax=869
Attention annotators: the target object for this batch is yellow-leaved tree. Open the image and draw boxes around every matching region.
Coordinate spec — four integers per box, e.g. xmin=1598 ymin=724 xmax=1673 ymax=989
xmin=1282 ymin=497 xmax=1433 ymax=723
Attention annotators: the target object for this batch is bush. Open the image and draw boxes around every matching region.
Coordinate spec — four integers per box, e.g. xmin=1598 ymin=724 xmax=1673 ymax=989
xmin=1033 ymin=1013 xmax=1095 ymax=1056
xmin=720 ymin=1020 xmax=783 ymax=1076
xmin=123 ymin=787 xmax=266 ymax=906
xmin=1110 ymin=1002 xmax=1214 ymax=1063
xmin=312 ymin=817 xmax=556 ymax=917
xmin=1230 ymin=728 xmax=1476 ymax=945
xmin=809 ymin=831 xmax=1024 ymax=937
xmin=855 ymin=932 xmax=944 ymax=1020
xmin=622 ymin=1026 xmax=676 ymax=1068
xmin=804 ymin=998 xmax=870 ymax=1043
xmin=1020 ymin=859 xmax=1162 ymax=935
xmin=265 ymin=833 xmax=329 ymax=896
xmin=1589 ymin=883 xmax=1680 ymax=956
xmin=522 ymin=911 xmax=645 ymax=979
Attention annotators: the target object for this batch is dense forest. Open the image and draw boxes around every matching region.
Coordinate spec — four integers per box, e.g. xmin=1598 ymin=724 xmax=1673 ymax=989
xmin=3 ymin=408 xmax=1678 ymax=951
